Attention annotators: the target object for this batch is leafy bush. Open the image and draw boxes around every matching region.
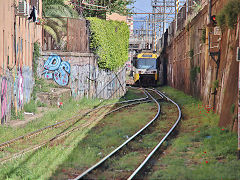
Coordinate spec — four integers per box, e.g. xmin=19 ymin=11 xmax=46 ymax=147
xmin=87 ymin=17 xmax=130 ymax=70
xmin=216 ymin=0 xmax=240 ymax=28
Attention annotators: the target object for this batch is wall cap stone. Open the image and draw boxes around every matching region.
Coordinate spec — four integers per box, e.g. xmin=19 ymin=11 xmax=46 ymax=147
xmin=41 ymin=51 xmax=95 ymax=57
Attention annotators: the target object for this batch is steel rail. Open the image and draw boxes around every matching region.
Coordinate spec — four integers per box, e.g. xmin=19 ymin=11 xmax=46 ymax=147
xmin=0 ymin=88 xmax=148 ymax=150
xmin=127 ymin=89 xmax=182 ymax=180
xmin=0 ymin=88 xmax=150 ymax=164
xmin=73 ymin=88 xmax=161 ymax=180
xmin=105 ymin=100 xmax=152 ymax=115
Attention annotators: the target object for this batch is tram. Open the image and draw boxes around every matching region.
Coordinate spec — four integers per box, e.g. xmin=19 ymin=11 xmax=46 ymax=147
xmin=133 ymin=51 xmax=158 ymax=86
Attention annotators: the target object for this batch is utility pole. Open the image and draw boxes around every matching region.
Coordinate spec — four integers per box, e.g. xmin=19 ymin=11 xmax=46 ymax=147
xmin=152 ymin=0 xmax=157 ymax=51
xmin=163 ymin=0 xmax=166 ymax=34
xmin=238 ymin=15 xmax=240 ymax=159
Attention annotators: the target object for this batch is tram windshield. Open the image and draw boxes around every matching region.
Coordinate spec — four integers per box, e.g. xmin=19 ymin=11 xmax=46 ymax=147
xmin=137 ymin=58 xmax=157 ymax=69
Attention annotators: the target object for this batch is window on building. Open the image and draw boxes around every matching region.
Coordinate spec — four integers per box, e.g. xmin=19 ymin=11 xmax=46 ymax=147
xmin=30 ymin=0 xmax=39 ymax=13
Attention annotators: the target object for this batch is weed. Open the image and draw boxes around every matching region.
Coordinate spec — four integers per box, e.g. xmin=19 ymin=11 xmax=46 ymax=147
xmin=230 ymin=103 xmax=235 ymax=114
xmin=11 ymin=107 xmax=24 ymax=120
xmin=36 ymin=100 xmax=47 ymax=107
xmin=24 ymin=100 xmax=37 ymax=113
xmin=149 ymin=86 xmax=239 ymax=180
xmin=189 ymin=49 xmax=194 ymax=60
xmin=190 ymin=67 xmax=197 ymax=82
xmin=201 ymin=28 xmax=206 ymax=43
xmin=51 ymin=102 xmax=155 ymax=179
xmin=196 ymin=66 xmax=200 ymax=73
xmin=0 ymin=89 xmax=150 ymax=179
xmin=110 ymin=152 xmax=140 ymax=171
xmin=212 ymin=80 xmax=219 ymax=89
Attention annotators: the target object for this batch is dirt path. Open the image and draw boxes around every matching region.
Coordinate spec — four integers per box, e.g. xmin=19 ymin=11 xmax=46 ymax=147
xmin=6 ymin=107 xmax=58 ymax=128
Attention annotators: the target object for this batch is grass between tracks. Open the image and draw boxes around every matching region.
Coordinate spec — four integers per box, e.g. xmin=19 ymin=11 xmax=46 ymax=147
xmin=51 ymin=101 xmax=158 ymax=179
xmin=0 ymin=88 xmax=146 ymax=179
xmin=148 ymin=86 xmax=239 ymax=180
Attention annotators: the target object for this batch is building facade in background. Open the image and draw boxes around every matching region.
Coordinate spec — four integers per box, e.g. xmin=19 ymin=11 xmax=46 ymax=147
xmin=0 ymin=0 xmax=42 ymax=124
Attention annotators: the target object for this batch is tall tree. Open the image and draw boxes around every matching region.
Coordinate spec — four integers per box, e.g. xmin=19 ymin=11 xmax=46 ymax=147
xmin=70 ymin=0 xmax=134 ymax=18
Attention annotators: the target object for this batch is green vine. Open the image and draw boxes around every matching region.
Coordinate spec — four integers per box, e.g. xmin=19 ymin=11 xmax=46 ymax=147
xmin=33 ymin=42 xmax=41 ymax=79
xmin=32 ymin=42 xmax=41 ymax=100
xmin=87 ymin=17 xmax=130 ymax=70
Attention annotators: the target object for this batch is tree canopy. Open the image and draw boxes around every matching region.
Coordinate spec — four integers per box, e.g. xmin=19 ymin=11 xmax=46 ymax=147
xmin=70 ymin=0 xmax=134 ymax=18
xmin=42 ymin=0 xmax=79 ymax=47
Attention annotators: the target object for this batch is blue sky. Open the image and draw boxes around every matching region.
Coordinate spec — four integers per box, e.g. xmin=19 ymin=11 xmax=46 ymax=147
xmin=132 ymin=0 xmax=153 ymax=30
xmin=133 ymin=0 xmax=152 ymax=14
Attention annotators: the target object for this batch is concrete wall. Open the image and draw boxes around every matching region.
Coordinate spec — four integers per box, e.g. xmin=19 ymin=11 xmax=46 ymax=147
xmin=39 ymin=51 xmax=126 ymax=99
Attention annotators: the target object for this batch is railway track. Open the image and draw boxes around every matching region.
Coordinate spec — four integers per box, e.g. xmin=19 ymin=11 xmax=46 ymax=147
xmin=72 ymin=88 xmax=181 ymax=180
xmin=0 ymin=88 xmax=151 ymax=164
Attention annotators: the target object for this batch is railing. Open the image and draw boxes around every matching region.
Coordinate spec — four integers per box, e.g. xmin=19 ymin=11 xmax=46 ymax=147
xmin=95 ymin=66 xmax=126 ymax=99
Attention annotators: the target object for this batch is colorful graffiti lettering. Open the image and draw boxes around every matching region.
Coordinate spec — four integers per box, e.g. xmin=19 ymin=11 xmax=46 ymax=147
xmin=43 ymin=55 xmax=71 ymax=86
xmin=18 ymin=70 xmax=24 ymax=107
xmin=1 ymin=77 xmax=7 ymax=124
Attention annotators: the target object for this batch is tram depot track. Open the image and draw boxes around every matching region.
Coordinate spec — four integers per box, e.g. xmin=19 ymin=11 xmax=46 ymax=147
xmin=0 ymin=87 xmax=151 ymax=164
xmin=0 ymin=87 xmax=181 ymax=179
xmin=72 ymin=88 xmax=182 ymax=180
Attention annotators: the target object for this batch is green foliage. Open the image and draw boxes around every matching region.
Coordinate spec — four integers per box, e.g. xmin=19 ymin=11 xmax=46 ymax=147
xmin=189 ymin=49 xmax=194 ymax=60
xmin=190 ymin=67 xmax=197 ymax=82
xmin=37 ymin=100 xmax=47 ymax=107
xmin=216 ymin=11 xmax=226 ymax=28
xmin=201 ymin=28 xmax=206 ymax=43
xmin=78 ymin=0 xmax=134 ymax=18
xmin=230 ymin=104 xmax=235 ymax=114
xmin=24 ymin=100 xmax=37 ymax=113
xmin=32 ymin=78 xmax=59 ymax=100
xmin=33 ymin=42 xmax=41 ymax=78
xmin=212 ymin=79 xmax=219 ymax=89
xmin=216 ymin=0 xmax=240 ymax=28
xmin=149 ymin=86 xmax=239 ymax=180
xmin=196 ymin=66 xmax=200 ymax=73
xmin=42 ymin=1 xmax=79 ymax=46
xmin=11 ymin=107 xmax=24 ymax=120
xmin=43 ymin=0 xmax=65 ymax=6
xmin=88 ymin=17 xmax=130 ymax=70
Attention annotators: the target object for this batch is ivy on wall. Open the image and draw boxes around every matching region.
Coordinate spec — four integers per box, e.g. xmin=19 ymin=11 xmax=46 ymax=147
xmin=87 ymin=17 xmax=130 ymax=70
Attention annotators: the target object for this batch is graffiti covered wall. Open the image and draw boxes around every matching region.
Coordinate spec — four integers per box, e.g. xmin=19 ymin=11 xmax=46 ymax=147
xmin=0 ymin=66 xmax=33 ymax=124
xmin=39 ymin=51 xmax=126 ymax=99
xmin=43 ymin=55 xmax=71 ymax=86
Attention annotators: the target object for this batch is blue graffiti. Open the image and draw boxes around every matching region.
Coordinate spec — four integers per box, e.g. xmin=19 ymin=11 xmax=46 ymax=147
xmin=43 ymin=55 xmax=71 ymax=86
